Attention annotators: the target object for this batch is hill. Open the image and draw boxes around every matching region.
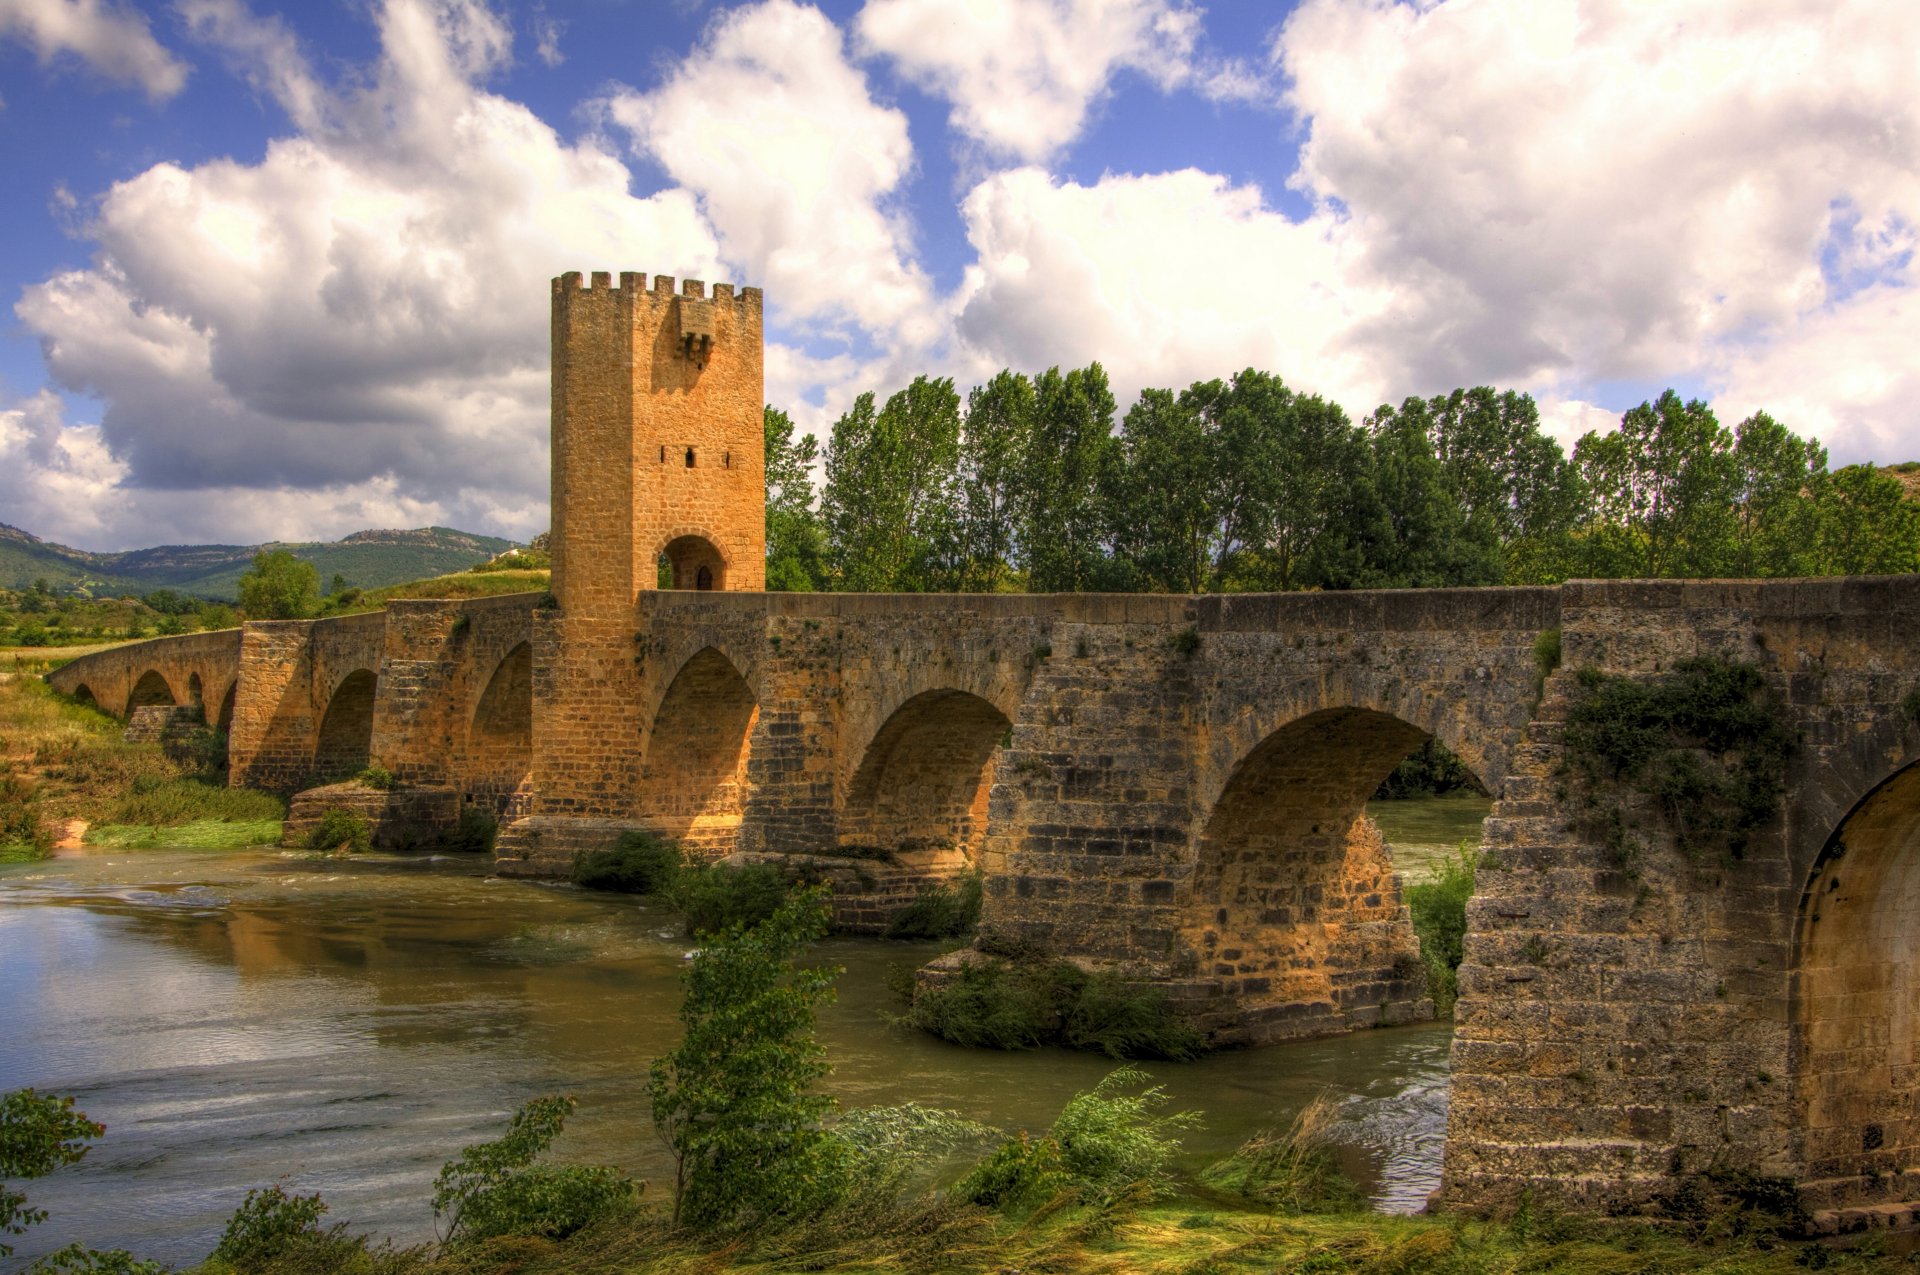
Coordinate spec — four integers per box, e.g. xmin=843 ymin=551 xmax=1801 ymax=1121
xmin=0 ymin=523 xmax=517 ymax=599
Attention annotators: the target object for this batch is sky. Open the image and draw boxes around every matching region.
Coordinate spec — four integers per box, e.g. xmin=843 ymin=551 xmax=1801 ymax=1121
xmin=0 ymin=0 xmax=1914 ymax=551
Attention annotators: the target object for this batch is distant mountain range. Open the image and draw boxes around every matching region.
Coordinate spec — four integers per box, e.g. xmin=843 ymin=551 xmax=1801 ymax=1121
xmin=0 ymin=523 xmax=519 ymax=599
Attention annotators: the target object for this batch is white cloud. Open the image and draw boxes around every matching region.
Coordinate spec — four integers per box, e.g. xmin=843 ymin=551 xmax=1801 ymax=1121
xmin=0 ymin=0 xmax=188 ymax=99
xmin=601 ymin=0 xmax=937 ymax=349
xmin=530 ymin=5 xmax=562 ymax=68
xmin=855 ymin=0 xmax=1200 ymax=162
xmin=14 ymin=0 xmax=722 ymax=547
xmin=950 ymin=166 xmax=1391 ymax=412
xmin=1715 ymin=282 xmax=1920 ymax=466
xmin=1273 ymin=0 xmax=1920 ymax=410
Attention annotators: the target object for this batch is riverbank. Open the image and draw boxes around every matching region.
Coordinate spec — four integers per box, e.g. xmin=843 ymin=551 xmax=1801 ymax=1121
xmin=0 ymin=663 xmax=283 ymax=860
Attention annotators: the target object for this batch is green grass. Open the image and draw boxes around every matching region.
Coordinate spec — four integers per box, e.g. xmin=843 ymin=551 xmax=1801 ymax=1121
xmin=84 ymin=818 xmax=283 ymax=850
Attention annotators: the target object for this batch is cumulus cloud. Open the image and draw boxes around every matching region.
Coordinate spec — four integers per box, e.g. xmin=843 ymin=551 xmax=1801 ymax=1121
xmin=950 ymin=166 xmax=1391 ymax=412
xmin=601 ymin=0 xmax=937 ymax=349
xmin=855 ymin=0 xmax=1201 ymax=162
xmin=1274 ymin=0 xmax=1920 ymax=409
xmin=14 ymin=0 xmax=722 ymax=547
xmin=0 ymin=0 xmax=188 ymax=99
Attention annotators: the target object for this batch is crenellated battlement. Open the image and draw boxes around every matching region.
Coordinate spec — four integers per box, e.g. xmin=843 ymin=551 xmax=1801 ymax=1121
xmin=552 ymin=270 xmax=761 ymax=311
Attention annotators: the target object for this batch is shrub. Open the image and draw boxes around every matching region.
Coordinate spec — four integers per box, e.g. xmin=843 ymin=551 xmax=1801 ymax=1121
xmin=210 ymin=1184 xmax=344 ymax=1270
xmin=571 ymin=831 xmax=682 ymax=894
xmin=432 ymin=1095 xmax=634 ymax=1246
xmin=1201 ymin=1093 xmax=1366 ymax=1215
xmin=670 ymin=860 xmax=791 ymax=938
xmin=958 ymin=1068 xmax=1197 ymax=1211
xmin=903 ymin=956 xmax=1203 ymax=1060
xmin=0 ymin=765 xmax=52 ymax=862
xmin=439 ymin=806 xmax=497 ymax=855
xmin=1564 ymin=657 xmax=1794 ymax=861
xmin=1372 ymin=738 xmax=1484 ymax=800
xmin=357 ymin=765 xmax=395 ymax=791
xmin=307 ymin=809 xmax=370 ymax=853
xmin=885 ymin=871 xmax=983 ymax=940
xmin=1406 ymin=844 xmax=1476 ymax=1014
xmin=2 ymin=1089 xmax=104 ymax=1258
xmin=649 ymin=887 xmax=842 ymax=1231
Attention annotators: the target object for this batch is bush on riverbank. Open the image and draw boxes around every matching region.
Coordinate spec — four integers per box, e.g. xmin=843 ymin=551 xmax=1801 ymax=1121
xmin=901 ymin=954 xmax=1206 ymax=1061
xmin=572 ymin=831 xmax=682 ymax=894
xmin=886 ymin=870 xmax=983 ymax=939
xmin=1406 ymin=843 xmax=1476 ymax=1014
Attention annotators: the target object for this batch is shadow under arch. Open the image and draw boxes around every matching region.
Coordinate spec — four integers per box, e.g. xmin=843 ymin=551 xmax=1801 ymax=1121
xmin=126 ymin=669 xmax=175 ymax=715
xmin=216 ymin=681 xmax=237 ymax=734
xmin=1182 ymin=706 xmax=1468 ymax=1044
xmin=473 ymin=641 xmax=532 ymax=744
xmin=840 ymin=689 xmax=1011 ymax=861
xmin=314 ymin=669 xmax=377 ymax=780
xmin=637 ymin=647 xmax=758 ymax=854
xmin=1793 ymin=757 xmax=1920 ymax=1201
xmin=186 ymin=672 xmax=204 ymax=712
xmin=70 ymin=684 xmax=97 ymax=710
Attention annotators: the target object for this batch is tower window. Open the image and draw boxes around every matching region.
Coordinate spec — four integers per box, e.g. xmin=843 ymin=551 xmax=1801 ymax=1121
xmin=724 ymin=451 xmax=732 ymax=469
xmin=659 ymin=445 xmax=665 ymax=463
xmin=685 ymin=447 xmax=696 ymax=468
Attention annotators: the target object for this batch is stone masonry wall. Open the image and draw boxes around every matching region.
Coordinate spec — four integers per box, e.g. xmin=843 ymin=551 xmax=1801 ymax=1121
xmin=48 ymin=628 xmax=242 ymax=726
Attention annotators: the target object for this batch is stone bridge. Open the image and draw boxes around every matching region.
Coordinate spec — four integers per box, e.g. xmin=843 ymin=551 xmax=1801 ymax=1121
xmin=47 ymin=573 xmax=1920 ymax=1222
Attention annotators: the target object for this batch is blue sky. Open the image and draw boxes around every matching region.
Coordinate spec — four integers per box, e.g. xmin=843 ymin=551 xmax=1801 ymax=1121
xmin=0 ymin=0 xmax=1914 ymax=549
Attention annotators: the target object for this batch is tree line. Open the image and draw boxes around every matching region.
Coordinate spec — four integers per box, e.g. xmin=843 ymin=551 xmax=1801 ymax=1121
xmin=763 ymin=369 xmax=1920 ymax=594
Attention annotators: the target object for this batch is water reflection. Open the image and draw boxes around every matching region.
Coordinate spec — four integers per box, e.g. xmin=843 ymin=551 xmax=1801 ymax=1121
xmin=0 ymin=848 xmax=1450 ymax=1267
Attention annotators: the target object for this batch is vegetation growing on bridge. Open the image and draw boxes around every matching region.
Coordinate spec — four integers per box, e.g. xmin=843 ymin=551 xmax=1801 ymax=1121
xmin=900 ymin=952 xmax=1207 ymax=1062
xmin=1562 ymin=657 xmax=1795 ymax=865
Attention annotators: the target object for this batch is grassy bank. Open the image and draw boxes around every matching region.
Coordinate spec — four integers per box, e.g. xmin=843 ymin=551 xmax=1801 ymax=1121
xmin=0 ymin=671 xmax=284 ymax=860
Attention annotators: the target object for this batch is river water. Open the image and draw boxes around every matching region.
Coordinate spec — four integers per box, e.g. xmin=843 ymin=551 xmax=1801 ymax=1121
xmin=0 ymin=813 xmax=1477 ymax=1268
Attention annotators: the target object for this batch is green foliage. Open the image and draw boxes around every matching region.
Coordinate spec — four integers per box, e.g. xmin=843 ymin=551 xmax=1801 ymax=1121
xmin=2 ymin=1089 xmax=104 ymax=1257
xmin=1533 ymin=627 xmax=1562 ymax=680
xmin=237 ymin=549 xmax=320 ymax=620
xmin=1405 ymin=844 xmax=1477 ymax=1014
xmin=102 ymin=775 xmax=284 ymax=828
xmin=22 ymin=1242 xmax=168 ymax=1273
xmin=1201 ymin=1094 xmax=1366 ymax=1216
xmin=357 ymin=765 xmax=395 ymax=791
xmin=670 ymin=860 xmax=792 ymax=938
xmin=1564 ymin=657 xmax=1795 ymax=861
xmin=570 ymin=830 xmax=683 ymax=894
xmin=821 ymin=377 xmax=963 ymax=591
xmin=210 ymin=1184 xmax=338 ymax=1269
xmin=306 ymin=808 xmax=370 ymax=853
xmin=902 ymin=956 xmax=1204 ymax=1061
xmin=885 ymin=870 xmax=983 ymax=940
xmin=431 ymin=1095 xmax=634 ymax=1246
xmin=0 ymin=764 xmax=53 ymax=861
xmin=958 ymin=1068 xmax=1198 ymax=1211
xmin=764 ymin=407 xmax=828 ymax=592
xmin=1371 ymin=738 xmax=1481 ymax=800
xmin=437 ymin=806 xmax=496 ymax=855
xmin=1170 ymin=627 xmax=1202 ymax=657
xmin=649 ymin=887 xmax=843 ymax=1231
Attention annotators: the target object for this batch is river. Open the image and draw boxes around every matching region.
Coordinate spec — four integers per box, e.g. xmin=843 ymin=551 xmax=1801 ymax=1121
xmin=0 ymin=797 xmax=1485 ymax=1268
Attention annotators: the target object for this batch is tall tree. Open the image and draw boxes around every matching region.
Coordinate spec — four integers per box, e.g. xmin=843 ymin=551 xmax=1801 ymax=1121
xmin=1729 ymin=411 xmax=1826 ymax=578
xmin=763 ymin=407 xmax=827 ymax=591
xmin=820 ymin=378 xmax=961 ymax=591
xmin=952 ymin=371 xmax=1034 ymax=592
xmin=1812 ymin=464 xmax=1920 ymax=576
xmin=1104 ymin=388 xmax=1214 ymax=592
xmin=237 ymin=548 xmax=319 ymax=620
xmin=1362 ymin=405 xmax=1498 ymax=588
xmin=1224 ymin=383 xmax=1373 ymax=592
xmin=1020 ymin=365 xmax=1117 ymax=592
xmin=1574 ymin=391 xmax=1739 ymax=578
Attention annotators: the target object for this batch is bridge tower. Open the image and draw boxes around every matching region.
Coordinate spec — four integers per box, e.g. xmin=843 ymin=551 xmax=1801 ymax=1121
xmin=549 ymin=270 xmax=765 ymax=611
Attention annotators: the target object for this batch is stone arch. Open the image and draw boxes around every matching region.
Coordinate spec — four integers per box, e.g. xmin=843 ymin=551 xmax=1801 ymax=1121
xmin=187 ymin=672 xmax=205 ymax=711
xmin=1792 ymin=757 xmax=1920 ymax=1201
xmin=70 ymin=684 xmax=97 ymax=709
xmin=840 ymin=689 xmax=1011 ymax=860
xmin=636 ymin=647 xmax=758 ymax=855
xmin=126 ymin=669 xmax=175 ymax=715
xmin=1181 ymin=706 xmax=1470 ymax=1042
xmin=657 ymin=534 xmax=728 ymax=591
xmin=313 ymin=669 xmax=377 ymax=779
xmin=472 ymin=641 xmax=533 ymax=744
xmin=216 ymin=681 xmax=237 ymax=734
